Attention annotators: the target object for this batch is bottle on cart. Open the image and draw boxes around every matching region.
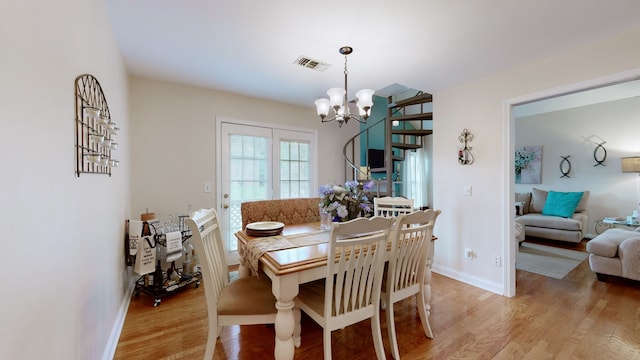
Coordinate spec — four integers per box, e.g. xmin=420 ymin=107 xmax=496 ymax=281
xmin=168 ymin=262 xmax=180 ymax=283
xmin=166 ymin=263 xmax=174 ymax=285
xmin=182 ymin=249 xmax=191 ymax=276
xmin=191 ymin=248 xmax=199 ymax=274
xmin=154 ymin=260 xmax=163 ymax=290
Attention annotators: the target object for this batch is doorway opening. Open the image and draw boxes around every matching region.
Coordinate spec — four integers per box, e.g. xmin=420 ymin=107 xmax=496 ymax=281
xmin=504 ymin=69 xmax=640 ymax=296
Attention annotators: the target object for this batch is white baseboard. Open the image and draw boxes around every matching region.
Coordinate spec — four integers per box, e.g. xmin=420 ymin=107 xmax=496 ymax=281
xmin=101 ymin=277 xmax=136 ymax=360
xmin=432 ymin=265 xmax=504 ymax=295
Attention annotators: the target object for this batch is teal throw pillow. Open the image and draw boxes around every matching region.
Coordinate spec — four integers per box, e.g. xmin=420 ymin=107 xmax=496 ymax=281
xmin=542 ymin=191 xmax=584 ymax=218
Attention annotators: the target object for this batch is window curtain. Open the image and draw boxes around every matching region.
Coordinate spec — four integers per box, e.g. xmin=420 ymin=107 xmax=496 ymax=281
xmin=403 ymin=149 xmax=428 ymax=209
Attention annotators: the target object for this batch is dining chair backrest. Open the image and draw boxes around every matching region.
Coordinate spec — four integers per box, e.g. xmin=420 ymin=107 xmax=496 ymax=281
xmin=384 ymin=209 xmax=441 ymax=360
xmin=387 ymin=209 xmax=439 ymax=298
xmin=241 ymin=197 xmax=321 ymax=229
xmin=374 ymin=196 xmax=414 ymax=218
xmin=185 ymin=208 xmax=228 ymax=312
xmin=326 ymin=216 xmax=394 ymax=323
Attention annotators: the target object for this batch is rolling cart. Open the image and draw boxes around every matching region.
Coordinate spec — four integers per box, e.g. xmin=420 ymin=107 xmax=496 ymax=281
xmin=128 ymin=218 xmax=202 ymax=306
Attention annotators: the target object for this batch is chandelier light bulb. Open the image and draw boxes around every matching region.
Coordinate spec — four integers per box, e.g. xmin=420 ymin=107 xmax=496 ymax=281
xmin=357 ymin=104 xmax=368 ymax=117
xmin=356 ymin=88 xmax=374 ymax=111
xmin=314 ymin=98 xmax=330 ymax=119
xmin=327 ymin=87 xmax=346 ymax=110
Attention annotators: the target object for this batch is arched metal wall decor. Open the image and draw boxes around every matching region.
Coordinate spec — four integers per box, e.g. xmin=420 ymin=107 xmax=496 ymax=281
xmin=457 ymin=128 xmax=474 ymax=165
xmin=593 ymin=141 xmax=607 ymax=166
xmin=559 ymin=155 xmax=572 ymax=178
xmin=75 ymin=74 xmax=119 ymax=176
xmin=581 ymin=135 xmax=607 ymax=167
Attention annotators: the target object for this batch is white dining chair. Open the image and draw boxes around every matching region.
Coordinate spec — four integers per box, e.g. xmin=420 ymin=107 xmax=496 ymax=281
xmin=382 ymin=209 xmax=441 ymax=359
xmin=185 ymin=208 xmax=277 ymax=360
xmin=294 ymin=216 xmax=394 ymax=360
xmin=373 ymin=196 xmax=414 ymax=217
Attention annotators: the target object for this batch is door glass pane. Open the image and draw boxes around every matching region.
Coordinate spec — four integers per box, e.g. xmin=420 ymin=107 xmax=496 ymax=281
xmin=228 ymin=135 xmax=268 ymax=251
xmin=280 ymin=140 xmax=310 ymax=198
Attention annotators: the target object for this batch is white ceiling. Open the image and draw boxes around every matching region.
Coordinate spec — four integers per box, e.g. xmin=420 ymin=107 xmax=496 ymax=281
xmin=105 ymin=0 xmax=640 ymax=109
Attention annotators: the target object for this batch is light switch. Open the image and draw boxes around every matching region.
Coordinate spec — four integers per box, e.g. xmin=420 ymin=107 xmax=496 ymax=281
xmin=463 ymin=185 xmax=472 ymax=196
xmin=204 ymin=182 xmax=212 ymax=193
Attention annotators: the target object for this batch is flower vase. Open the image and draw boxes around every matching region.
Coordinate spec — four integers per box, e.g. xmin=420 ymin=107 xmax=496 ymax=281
xmin=319 ymin=205 xmax=331 ymax=230
xmin=515 ymin=171 xmax=521 ymax=184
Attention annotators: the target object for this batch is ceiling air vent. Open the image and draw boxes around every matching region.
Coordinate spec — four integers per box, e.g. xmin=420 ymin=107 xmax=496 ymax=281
xmin=294 ymin=56 xmax=330 ymax=72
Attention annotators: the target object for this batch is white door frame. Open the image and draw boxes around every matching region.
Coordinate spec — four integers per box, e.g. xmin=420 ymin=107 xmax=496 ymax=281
xmin=215 ymin=116 xmax=318 ymax=263
xmin=502 ymin=68 xmax=640 ymax=297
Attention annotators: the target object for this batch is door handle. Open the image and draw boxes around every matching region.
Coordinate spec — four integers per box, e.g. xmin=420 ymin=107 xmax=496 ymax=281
xmin=222 ymin=204 xmax=229 ymax=209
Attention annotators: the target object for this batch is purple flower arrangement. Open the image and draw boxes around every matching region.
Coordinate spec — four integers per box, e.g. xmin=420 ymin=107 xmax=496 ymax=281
xmin=319 ymin=180 xmax=375 ymax=222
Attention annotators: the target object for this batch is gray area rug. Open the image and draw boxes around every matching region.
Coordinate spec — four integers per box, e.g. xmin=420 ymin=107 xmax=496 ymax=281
xmin=516 ymin=242 xmax=588 ymax=279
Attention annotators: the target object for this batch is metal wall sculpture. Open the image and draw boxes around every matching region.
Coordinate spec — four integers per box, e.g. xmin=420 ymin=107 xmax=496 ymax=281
xmin=559 ymin=155 xmax=572 ymax=178
xmin=74 ymin=74 xmax=119 ymax=176
xmin=457 ymin=128 xmax=474 ymax=165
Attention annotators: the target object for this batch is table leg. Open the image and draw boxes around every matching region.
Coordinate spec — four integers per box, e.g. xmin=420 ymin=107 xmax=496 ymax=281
xmin=237 ymin=264 xmax=250 ymax=278
xmin=270 ymin=273 xmax=300 ymax=360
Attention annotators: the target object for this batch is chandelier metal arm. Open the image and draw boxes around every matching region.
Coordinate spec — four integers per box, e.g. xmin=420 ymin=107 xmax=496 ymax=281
xmin=320 ymin=113 xmax=366 ymax=125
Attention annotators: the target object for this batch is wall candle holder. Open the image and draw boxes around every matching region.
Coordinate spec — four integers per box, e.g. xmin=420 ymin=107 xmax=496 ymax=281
xmin=559 ymin=155 xmax=572 ymax=178
xmin=580 ymin=135 xmax=607 ymax=167
xmin=457 ymin=128 xmax=474 ymax=165
xmin=75 ymin=74 xmax=119 ymax=176
xmin=593 ymin=141 xmax=607 ymax=167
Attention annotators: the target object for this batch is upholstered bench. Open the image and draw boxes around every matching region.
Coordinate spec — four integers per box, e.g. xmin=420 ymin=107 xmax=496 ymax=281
xmin=586 ymin=228 xmax=640 ymax=281
xmin=240 ymin=197 xmax=321 ymax=230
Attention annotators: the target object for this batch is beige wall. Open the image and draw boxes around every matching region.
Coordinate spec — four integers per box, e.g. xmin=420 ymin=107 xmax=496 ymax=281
xmin=432 ymin=26 xmax=640 ymax=295
xmin=0 ymin=0 xmax=130 ymax=358
xmin=129 ymin=77 xmax=356 ymax=216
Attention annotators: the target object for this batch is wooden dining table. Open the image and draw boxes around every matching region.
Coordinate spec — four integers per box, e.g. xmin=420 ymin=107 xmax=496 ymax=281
xmin=235 ymin=222 xmax=436 ymax=360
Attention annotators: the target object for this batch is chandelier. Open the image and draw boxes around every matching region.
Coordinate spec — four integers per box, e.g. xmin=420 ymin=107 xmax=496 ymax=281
xmin=314 ymin=46 xmax=374 ymax=127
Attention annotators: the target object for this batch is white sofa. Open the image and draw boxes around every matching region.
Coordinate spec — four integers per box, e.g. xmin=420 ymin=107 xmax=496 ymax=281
xmin=586 ymin=228 xmax=640 ymax=281
xmin=515 ymin=188 xmax=589 ymax=243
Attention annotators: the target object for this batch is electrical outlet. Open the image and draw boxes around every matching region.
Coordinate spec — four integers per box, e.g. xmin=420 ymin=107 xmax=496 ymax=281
xmin=464 ymin=248 xmax=473 ymax=260
xmin=493 ymin=255 xmax=502 ymax=267
xmin=463 ymin=185 xmax=472 ymax=196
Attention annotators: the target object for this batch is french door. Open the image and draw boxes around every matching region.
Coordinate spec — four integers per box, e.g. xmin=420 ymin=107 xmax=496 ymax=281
xmin=217 ymin=118 xmax=317 ymax=264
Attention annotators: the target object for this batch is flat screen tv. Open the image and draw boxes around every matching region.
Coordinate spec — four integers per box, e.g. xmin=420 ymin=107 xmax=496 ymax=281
xmin=368 ymin=149 xmax=385 ymax=169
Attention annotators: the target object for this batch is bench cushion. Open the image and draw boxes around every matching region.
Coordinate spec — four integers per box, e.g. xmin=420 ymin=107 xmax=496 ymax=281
xmin=517 ymin=213 xmax=584 ymax=231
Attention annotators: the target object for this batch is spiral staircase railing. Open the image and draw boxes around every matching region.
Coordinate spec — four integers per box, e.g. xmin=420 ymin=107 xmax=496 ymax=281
xmin=342 ymin=91 xmax=433 ymax=197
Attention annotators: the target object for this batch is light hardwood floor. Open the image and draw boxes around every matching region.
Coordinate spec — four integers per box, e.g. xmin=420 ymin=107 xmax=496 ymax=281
xmin=114 ymin=240 xmax=640 ymax=359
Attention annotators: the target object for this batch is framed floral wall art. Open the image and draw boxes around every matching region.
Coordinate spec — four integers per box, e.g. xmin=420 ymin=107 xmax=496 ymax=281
xmin=515 ymin=146 xmax=542 ymax=184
